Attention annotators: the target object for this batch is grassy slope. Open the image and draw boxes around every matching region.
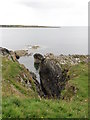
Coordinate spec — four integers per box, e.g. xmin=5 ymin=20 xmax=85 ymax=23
xmin=2 ymin=57 xmax=88 ymax=118
xmin=2 ymin=57 xmax=38 ymax=98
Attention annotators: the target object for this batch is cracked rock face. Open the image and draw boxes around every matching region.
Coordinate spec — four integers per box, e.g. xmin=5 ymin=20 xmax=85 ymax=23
xmin=39 ymin=57 xmax=69 ymax=98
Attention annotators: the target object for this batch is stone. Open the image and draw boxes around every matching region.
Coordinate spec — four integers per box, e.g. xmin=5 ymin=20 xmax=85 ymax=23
xmin=32 ymin=45 xmax=40 ymax=49
xmin=0 ymin=47 xmax=10 ymax=55
xmin=33 ymin=53 xmax=44 ymax=63
xmin=39 ymin=57 xmax=69 ymax=98
xmin=14 ymin=50 xmax=28 ymax=57
xmin=15 ymin=52 xmax=20 ymax=59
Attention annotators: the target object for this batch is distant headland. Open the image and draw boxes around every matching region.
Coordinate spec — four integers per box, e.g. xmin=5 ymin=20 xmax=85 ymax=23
xmin=0 ymin=25 xmax=60 ymax=28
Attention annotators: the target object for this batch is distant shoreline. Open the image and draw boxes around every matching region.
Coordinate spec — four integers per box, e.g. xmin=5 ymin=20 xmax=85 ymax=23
xmin=0 ymin=25 xmax=60 ymax=28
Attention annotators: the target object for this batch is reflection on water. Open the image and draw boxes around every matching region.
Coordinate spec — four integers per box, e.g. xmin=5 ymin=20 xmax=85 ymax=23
xmin=18 ymin=55 xmax=41 ymax=83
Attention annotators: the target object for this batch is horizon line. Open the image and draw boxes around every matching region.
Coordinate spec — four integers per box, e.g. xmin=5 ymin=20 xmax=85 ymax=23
xmin=0 ymin=25 xmax=61 ymax=28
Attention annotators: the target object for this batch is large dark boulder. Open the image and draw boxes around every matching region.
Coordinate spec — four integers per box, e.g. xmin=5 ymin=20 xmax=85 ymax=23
xmin=39 ymin=57 xmax=69 ymax=98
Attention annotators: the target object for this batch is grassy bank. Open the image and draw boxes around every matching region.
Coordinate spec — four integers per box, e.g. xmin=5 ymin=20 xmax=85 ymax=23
xmin=2 ymin=56 xmax=88 ymax=118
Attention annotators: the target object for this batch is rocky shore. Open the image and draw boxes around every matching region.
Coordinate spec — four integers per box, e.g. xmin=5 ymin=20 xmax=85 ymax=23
xmin=44 ymin=53 xmax=88 ymax=65
xmin=1 ymin=47 xmax=88 ymax=99
xmin=0 ymin=47 xmax=43 ymax=96
xmin=33 ymin=53 xmax=88 ymax=98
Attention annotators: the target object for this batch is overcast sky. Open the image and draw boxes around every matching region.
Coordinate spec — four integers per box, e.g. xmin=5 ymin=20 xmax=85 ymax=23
xmin=0 ymin=0 xmax=89 ymax=26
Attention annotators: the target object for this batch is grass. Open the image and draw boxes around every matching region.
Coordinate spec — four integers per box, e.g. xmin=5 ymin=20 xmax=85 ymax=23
xmin=2 ymin=56 xmax=88 ymax=118
xmin=2 ymin=96 xmax=88 ymax=118
xmin=2 ymin=57 xmax=38 ymax=98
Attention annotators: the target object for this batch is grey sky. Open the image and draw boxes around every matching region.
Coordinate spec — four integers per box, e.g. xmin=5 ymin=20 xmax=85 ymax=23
xmin=0 ymin=0 xmax=89 ymax=26
xmin=19 ymin=0 xmax=75 ymax=9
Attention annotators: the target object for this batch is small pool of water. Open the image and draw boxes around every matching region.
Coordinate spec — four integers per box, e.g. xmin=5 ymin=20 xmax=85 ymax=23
xmin=18 ymin=55 xmax=41 ymax=83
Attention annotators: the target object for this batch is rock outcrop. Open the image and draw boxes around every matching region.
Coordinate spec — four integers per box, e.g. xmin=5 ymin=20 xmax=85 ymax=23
xmin=14 ymin=50 xmax=28 ymax=57
xmin=39 ymin=58 xmax=69 ymax=98
xmin=1 ymin=47 xmax=44 ymax=98
xmin=45 ymin=53 xmax=88 ymax=65
xmin=0 ymin=47 xmax=29 ymax=61
xmin=32 ymin=45 xmax=40 ymax=49
xmin=34 ymin=53 xmax=88 ymax=98
xmin=0 ymin=47 xmax=10 ymax=55
xmin=1 ymin=47 xmax=88 ymax=99
xmin=34 ymin=53 xmax=69 ymax=98
xmin=33 ymin=53 xmax=44 ymax=63
xmin=0 ymin=47 xmax=20 ymax=62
